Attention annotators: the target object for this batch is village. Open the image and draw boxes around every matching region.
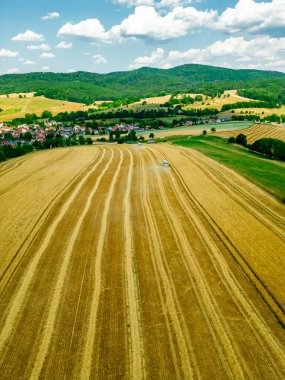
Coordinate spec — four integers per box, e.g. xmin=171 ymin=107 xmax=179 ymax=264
xmin=0 ymin=116 xmax=231 ymax=147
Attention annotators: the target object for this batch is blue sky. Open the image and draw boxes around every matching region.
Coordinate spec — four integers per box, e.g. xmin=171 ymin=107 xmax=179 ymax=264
xmin=0 ymin=0 xmax=284 ymax=74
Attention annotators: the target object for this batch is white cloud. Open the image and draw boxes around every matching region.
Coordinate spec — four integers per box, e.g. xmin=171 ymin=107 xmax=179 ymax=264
xmin=40 ymin=52 xmax=55 ymax=58
xmin=93 ymin=54 xmax=107 ymax=64
xmin=129 ymin=36 xmax=285 ymax=72
xmin=41 ymin=66 xmax=50 ymax=70
xmin=57 ymin=19 xmax=111 ymax=43
xmin=215 ymin=0 xmax=285 ymax=34
xmin=114 ymin=0 xmax=155 ymax=5
xmin=0 ymin=48 xmax=19 ymax=58
xmin=56 ymin=41 xmax=73 ymax=49
xmin=113 ymin=6 xmax=216 ymax=41
xmin=113 ymin=0 xmax=197 ymax=7
xmin=27 ymin=43 xmax=51 ymax=51
xmin=67 ymin=69 xmax=77 ymax=73
xmin=57 ymin=5 xmax=215 ymax=44
xmin=22 ymin=59 xmax=36 ymax=65
xmin=42 ymin=12 xmax=60 ymax=20
xmin=6 ymin=68 xmax=20 ymax=74
xmin=129 ymin=47 xmax=165 ymax=69
xmin=166 ymin=36 xmax=285 ymax=72
xmin=12 ymin=30 xmax=45 ymax=42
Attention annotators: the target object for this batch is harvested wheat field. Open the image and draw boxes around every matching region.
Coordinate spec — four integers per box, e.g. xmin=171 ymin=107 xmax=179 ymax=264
xmin=0 ymin=144 xmax=285 ymax=379
xmin=218 ymin=123 xmax=285 ymax=144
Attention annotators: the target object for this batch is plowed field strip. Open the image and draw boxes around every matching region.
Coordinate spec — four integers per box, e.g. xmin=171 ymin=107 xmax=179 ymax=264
xmin=79 ymin=149 xmax=124 ymax=380
xmin=0 ymin=149 xmax=73 ymax=196
xmin=29 ymin=148 xmax=115 ymax=379
xmin=180 ymin=148 xmax=285 ymax=238
xmin=123 ymin=149 xmax=145 ymax=379
xmin=0 ymin=148 xmax=100 ymax=292
xmin=146 ymin=149 xmax=248 ymax=379
xmin=0 ymin=148 xmax=108 ymax=357
xmin=153 ymin=146 xmax=285 ymax=370
xmin=138 ymin=150 xmax=196 ymax=380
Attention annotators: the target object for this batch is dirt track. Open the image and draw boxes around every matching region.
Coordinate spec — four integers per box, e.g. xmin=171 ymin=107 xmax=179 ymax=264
xmin=0 ymin=144 xmax=285 ymax=379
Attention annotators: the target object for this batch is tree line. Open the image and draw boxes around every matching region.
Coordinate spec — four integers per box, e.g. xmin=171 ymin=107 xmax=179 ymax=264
xmin=228 ymin=134 xmax=285 ymax=161
xmin=0 ymin=135 xmax=93 ymax=162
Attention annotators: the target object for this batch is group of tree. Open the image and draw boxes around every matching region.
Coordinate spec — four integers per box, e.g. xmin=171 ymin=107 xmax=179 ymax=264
xmin=1 ymin=64 xmax=284 ymax=104
xmin=0 ymin=134 xmax=93 ymax=162
xmin=221 ymin=101 xmax=280 ymax=112
xmin=0 ymin=143 xmax=33 ymax=162
xmin=249 ymin=138 xmax=285 ymax=161
xmin=228 ymin=133 xmax=285 ymax=161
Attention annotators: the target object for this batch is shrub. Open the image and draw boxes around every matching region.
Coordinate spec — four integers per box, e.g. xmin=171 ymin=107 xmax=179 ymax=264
xmin=236 ymin=133 xmax=247 ymax=146
xmin=202 ymin=130 xmax=207 ymax=136
xmin=228 ymin=136 xmax=236 ymax=144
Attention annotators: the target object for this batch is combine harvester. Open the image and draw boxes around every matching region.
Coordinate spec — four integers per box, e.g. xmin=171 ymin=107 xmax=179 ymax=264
xmin=162 ymin=159 xmax=170 ymax=167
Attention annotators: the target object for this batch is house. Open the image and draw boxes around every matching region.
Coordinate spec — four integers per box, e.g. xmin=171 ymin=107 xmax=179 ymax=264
xmin=1 ymin=140 xmax=16 ymax=147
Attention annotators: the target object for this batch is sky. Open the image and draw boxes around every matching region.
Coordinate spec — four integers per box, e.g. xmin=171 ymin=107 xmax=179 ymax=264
xmin=0 ymin=0 xmax=284 ymax=74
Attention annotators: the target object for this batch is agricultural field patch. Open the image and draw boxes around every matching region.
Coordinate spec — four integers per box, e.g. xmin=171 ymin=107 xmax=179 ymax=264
xmin=217 ymin=123 xmax=285 ymax=143
xmin=0 ymin=94 xmax=91 ymax=121
xmin=0 ymin=144 xmax=284 ymax=378
xmin=171 ymin=135 xmax=285 ymax=200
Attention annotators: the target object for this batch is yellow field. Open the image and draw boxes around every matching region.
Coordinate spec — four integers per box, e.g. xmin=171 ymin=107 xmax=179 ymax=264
xmin=217 ymin=123 xmax=285 ymax=143
xmin=0 ymin=93 xmax=90 ymax=121
xmin=129 ymin=89 xmax=284 ymax=118
xmin=182 ymin=90 xmax=253 ymax=110
xmin=0 ymin=144 xmax=285 ymax=378
xmin=219 ymin=107 xmax=285 ymax=119
xmin=129 ymin=90 xmax=251 ymax=109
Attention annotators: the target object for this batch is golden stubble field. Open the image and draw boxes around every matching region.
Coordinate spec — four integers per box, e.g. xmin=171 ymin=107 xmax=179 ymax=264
xmin=0 ymin=144 xmax=285 ymax=379
xmin=217 ymin=123 xmax=285 ymax=143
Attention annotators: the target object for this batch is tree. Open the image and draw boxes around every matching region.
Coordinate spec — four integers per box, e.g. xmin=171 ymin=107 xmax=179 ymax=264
xmin=23 ymin=132 xmax=33 ymax=141
xmin=202 ymin=130 xmax=207 ymax=136
xmin=78 ymin=135 xmax=86 ymax=145
xmin=149 ymin=132 xmax=154 ymax=138
xmin=126 ymin=130 xmax=137 ymax=142
xmin=236 ymin=133 xmax=247 ymax=146
xmin=42 ymin=110 xmax=52 ymax=119
xmin=194 ymin=95 xmax=203 ymax=101
xmin=228 ymin=137 xmax=236 ymax=144
xmin=211 ymin=127 xmax=216 ymax=133
xmin=85 ymin=137 xmax=93 ymax=145
xmin=0 ymin=150 xmax=6 ymax=162
xmin=114 ymin=129 xmax=121 ymax=140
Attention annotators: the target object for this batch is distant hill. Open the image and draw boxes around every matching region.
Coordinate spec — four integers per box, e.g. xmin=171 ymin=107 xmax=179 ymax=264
xmin=0 ymin=64 xmax=284 ymax=105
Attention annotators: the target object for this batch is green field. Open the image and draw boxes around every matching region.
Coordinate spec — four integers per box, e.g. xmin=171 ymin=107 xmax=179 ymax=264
xmin=137 ymin=121 xmax=253 ymax=135
xmin=171 ymin=135 xmax=285 ymax=201
xmin=0 ymin=95 xmax=90 ymax=121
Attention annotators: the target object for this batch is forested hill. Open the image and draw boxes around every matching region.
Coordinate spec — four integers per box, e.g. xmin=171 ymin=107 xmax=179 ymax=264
xmin=1 ymin=64 xmax=285 ymax=105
